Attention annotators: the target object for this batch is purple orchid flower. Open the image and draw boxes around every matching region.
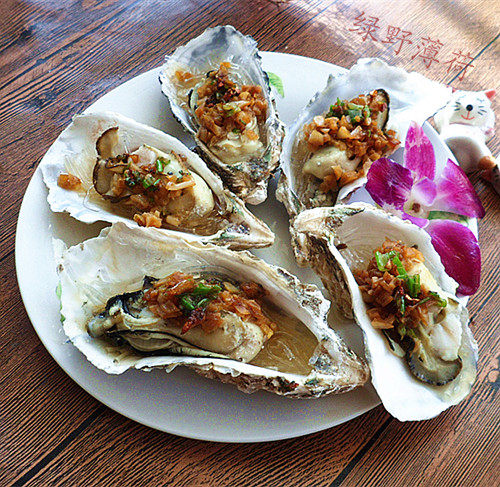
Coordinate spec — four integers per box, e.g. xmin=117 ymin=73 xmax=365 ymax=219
xmin=365 ymin=121 xmax=484 ymax=295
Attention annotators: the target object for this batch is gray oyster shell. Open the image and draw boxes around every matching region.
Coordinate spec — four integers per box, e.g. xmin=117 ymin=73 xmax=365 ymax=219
xmin=291 ymin=204 xmax=478 ymax=419
xmin=159 ymin=25 xmax=285 ymax=205
xmin=40 ymin=111 xmax=274 ymax=250
xmin=55 ymin=223 xmax=369 ymax=398
xmin=277 ymin=58 xmax=452 ymax=217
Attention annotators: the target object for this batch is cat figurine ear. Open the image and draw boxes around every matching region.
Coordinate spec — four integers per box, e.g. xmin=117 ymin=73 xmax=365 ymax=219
xmin=434 ymin=88 xmax=498 ymax=195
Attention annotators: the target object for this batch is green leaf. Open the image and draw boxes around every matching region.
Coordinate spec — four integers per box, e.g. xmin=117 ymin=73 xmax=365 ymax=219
xmin=427 ymin=211 xmax=469 ymax=224
xmin=267 ymin=71 xmax=284 ymax=97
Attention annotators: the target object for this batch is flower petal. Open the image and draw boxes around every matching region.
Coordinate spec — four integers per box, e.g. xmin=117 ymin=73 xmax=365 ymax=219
xmin=365 ymin=158 xmax=413 ymax=210
xmin=401 ymin=212 xmax=428 ymax=227
xmin=404 ymin=121 xmax=436 ymax=180
xmin=426 ymin=219 xmax=481 ymax=295
xmin=411 ymin=177 xmax=437 ymax=206
xmin=433 ymin=159 xmax=485 ymax=218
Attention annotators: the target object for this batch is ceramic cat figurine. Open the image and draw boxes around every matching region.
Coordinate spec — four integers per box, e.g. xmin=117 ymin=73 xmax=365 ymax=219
xmin=434 ymin=89 xmax=498 ymax=193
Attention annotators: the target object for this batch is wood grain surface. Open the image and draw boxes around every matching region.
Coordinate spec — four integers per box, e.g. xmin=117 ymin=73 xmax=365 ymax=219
xmin=1 ymin=1 xmax=499 ymax=486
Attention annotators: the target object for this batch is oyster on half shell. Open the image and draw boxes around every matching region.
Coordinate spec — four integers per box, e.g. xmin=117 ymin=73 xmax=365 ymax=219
xmin=41 ymin=111 xmax=274 ymax=250
xmin=55 ymin=223 xmax=369 ymax=397
xmin=291 ymin=204 xmax=477 ymax=420
xmin=277 ymin=58 xmax=452 ymax=217
xmin=159 ymin=25 xmax=285 ymax=205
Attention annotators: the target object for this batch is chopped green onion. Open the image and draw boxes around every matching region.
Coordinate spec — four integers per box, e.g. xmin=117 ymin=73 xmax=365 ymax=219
xmin=406 ymin=274 xmax=421 ymax=298
xmin=396 ymin=293 xmax=406 ymax=315
xmin=142 ymin=175 xmax=160 ymax=190
xmin=192 ymin=283 xmax=222 ymax=296
xmin=179 ymin=295 xmax=195 ymax=312
xmin=197 ymin=297 xmax=212 ymax=308
xmin=374 ymin=250 xmax=397 ymax=271
xmin=156 ymin=157 xmax=167 ymax=173
xmin=222 ymin=103 xmax=241 ymax=116
xmin=178 ymin=282 xmax=222 ymax=313
xmin=397 ymin=325 xmax=406 ymax=338
xmin=430 ymin=292 xmax=447 ymax=307
xmin=124 ymin=170 xmax=140 ymax=187
xmin=347 ymin=108 xmax=363 ymax=120
xmin=232 ymin=128 xmax=241 ymax=134
xmin=407 ymin=328 xmax=417 ymax=339
xmin=416 ymin=296 xmax=432 ymax=306
xmin=176 ymin=169 xmax=190 ymax=182
xmin=392 ymin=254 xmax=408 ymax=279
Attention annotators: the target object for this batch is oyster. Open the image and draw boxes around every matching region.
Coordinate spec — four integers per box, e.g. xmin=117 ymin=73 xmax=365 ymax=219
xmin=55 ymin=223 xmax=369 ymax=397
xmin=278 ymin=58 xmax=452 ymax=217
xmin=41 ymin=111 xmax=274 ymax=250
xmin=291 ymin=204 xmax=477 ymax=419
xmin=159 ymin=25 xmax=284 ymax=205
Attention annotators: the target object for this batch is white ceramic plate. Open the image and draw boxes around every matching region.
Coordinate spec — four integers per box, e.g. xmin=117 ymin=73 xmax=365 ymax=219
xmin=16 ymin=52 xmax=463 ymax=442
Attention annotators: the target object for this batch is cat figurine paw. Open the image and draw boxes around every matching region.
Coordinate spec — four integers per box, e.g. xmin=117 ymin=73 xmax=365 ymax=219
xmin=434 ymin=89 xmax=499 ymax=194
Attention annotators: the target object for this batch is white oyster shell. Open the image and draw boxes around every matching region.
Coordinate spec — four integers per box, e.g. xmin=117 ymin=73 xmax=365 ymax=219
xmin=278 ymin=58 xmax=452 ymax=216
xmin=55 ymin=222 xmax=369 ymax=398
xmin=159 ymin=25 xmax=284 ymax=205
xmin=41 ymin=111 xmax=274 ymax=250
xmin=291 ymin=203 xmax=477 ymax=419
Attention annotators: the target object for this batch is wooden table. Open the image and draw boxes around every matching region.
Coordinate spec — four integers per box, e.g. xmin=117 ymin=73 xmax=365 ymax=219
xmin=2 ymin=1 xmax=499 ymax=485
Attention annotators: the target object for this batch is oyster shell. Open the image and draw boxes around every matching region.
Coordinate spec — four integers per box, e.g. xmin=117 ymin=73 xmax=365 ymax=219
xmin=41 ymin=111 xmax=274 ymax=250
xmin=277 ymin=58 xmax=452 ymax=217
xmin=291 ymin=204 xmax=477 ymax=419
xmin=55 ymin=223 xmax=369 ymax=397
xmin=159 ymin=25 xmax=284 ymax=205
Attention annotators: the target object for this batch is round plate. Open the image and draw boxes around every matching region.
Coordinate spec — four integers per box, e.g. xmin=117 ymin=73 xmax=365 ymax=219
xmin=16 ymin=52 xmax=457 ymax=442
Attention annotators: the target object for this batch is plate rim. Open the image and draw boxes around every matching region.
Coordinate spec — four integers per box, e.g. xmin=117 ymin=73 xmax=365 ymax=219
xmin=15 ymin=51 xmax=469 ymax=442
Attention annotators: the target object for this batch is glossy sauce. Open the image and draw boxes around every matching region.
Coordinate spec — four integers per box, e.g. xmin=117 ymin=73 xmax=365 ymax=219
xmin=250 ymin=302 xmax=318 ymax=375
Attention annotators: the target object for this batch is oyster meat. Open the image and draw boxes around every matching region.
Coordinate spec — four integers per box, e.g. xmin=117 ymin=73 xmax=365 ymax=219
xmin=41 ymin=111 xmax=274 ymax=250
xmin=160 ymin=25 xmax=284 ymax=205
xmin=291 ymin=204 xmax=477 ymax=419
xmin=55 ymin=223 xmax=369 ymax=397
xmin=278 ymin=58 xmax=452 ymax=216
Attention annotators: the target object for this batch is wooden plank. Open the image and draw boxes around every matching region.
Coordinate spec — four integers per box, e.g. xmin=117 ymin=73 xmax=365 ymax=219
xmin=19 ymin=406 xmax=392 ymax=487
xmin=0 ymin=254 xmax=104 ymax=486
